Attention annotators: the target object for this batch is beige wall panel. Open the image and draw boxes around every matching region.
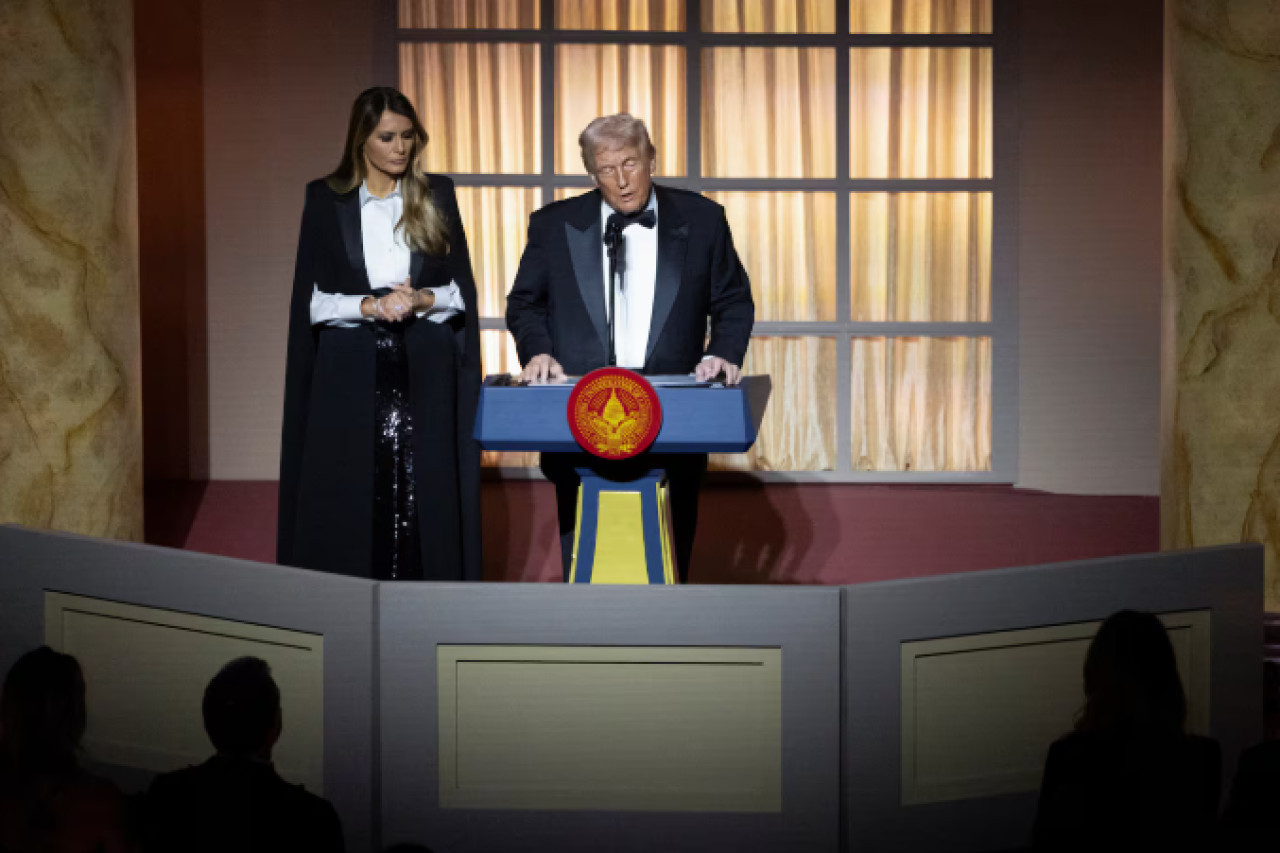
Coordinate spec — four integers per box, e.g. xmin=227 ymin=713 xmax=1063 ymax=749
xmin=438 ymin=645 xmax=782 ymax=811
xmin=45 ymin=592 xmax=325 ymax=794
xmin=1165 ymin=0 xmax=1280 ymax=608
xmin=0 ymin=0 xmax=141 ymax=537
xmin=900 ymin=610 xmax=1209 ymax=805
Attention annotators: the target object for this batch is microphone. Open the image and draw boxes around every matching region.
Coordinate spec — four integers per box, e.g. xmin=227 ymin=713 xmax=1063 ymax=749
xmin=603 ymin=215 xmax=626 ymax=367
xmin=603 ymin=214 xmax=623 ymax=258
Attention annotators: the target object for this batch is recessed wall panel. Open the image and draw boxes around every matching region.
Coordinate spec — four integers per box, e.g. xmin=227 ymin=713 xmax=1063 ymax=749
xmin=44 ymin=592 xmax=325 ymax=795
xmin=899 ymin=611 xmax=1211 ymax=805
xmin=437 ymin=645 xmax=782 ymax=811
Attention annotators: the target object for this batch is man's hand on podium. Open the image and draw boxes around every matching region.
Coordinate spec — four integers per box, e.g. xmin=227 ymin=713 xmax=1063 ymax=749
xmin=522 ymin=353 xmax=567 ymax=384
xmin=695 ymin=356 xmax=741 ymax=386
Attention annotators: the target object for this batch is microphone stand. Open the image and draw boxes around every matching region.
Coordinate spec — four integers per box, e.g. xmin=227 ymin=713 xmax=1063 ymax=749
xmin=603 ymin=217 xmax=624 ymax=368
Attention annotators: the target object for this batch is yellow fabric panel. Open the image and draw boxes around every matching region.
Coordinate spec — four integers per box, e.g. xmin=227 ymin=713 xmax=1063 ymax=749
xmin=590 ymin=489 xmax=651 ymax=584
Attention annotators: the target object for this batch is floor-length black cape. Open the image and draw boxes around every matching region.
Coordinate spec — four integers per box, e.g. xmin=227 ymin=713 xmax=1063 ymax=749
xmin=277 ymin=175 xmax=482 ymax=580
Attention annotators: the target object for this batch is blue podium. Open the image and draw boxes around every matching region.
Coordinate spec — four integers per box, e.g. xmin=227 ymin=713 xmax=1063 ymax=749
xmin=475 ymin=375 xmax=771 ymax=584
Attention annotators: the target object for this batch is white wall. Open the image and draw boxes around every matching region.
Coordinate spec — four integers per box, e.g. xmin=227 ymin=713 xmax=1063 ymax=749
xmin=202 ymin=0 xmax=375 ymax=479
xmin=1015 ymin=0 xmax=1163 ymax=495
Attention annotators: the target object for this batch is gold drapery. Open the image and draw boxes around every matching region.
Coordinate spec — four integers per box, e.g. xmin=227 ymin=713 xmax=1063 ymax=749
xmin=710 ymin=337 xmax=838 ymax=471
xmin=706 ymin=192 xmax=837 ymax=322
xmin=556 ymin=0 xmax=684 ymax=30
xmin=398 ymin=0 xmax=539 ymax=28
xmin=702 ymin=47 xmax=836 ymax=178
xmin=703 ymin=0 xmax=835 ymax=33
xmin=850 ymin=0 xmax=991 ymax=34
xmin=850 ymin=48 xmax=992 ymax=179
xmin=454 ymin=186 xmax=543 ymax=317
xmin=851 ymin=336 xmax=990 ymax=471
xmin=399 ymin=43 xmax=541 ymax=173
xmin=850 ymin=192 xmax=991 ymax=322
xmin=456 ymin=187 xmax=543 ymax=466
xmin=555 ymin=45 xmax=686 ymax=175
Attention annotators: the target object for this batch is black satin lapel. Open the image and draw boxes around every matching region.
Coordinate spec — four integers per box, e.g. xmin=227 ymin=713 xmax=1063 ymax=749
xmin=337 ymin=192 xmax=366 ymax=284
xmin=646 ymin=214 xmax=689 ymax=364
xmin=409 ymin=250 xmax=424 ymax=286
xmin=566 ymin=219 xmax=608 ymax=353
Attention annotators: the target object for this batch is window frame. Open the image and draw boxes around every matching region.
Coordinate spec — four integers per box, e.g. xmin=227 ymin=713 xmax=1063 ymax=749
xmin=381 ymin=0 xmax=1019 ymax=483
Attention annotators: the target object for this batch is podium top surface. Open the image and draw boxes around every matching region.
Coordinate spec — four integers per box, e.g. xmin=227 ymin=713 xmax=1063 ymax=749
xmin=474 ymin=374 xmax=771 ymax=454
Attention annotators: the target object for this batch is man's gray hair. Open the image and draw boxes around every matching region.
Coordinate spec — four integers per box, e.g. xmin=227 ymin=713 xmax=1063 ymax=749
xmin=578 ymin=113 xmax=656 ymax=173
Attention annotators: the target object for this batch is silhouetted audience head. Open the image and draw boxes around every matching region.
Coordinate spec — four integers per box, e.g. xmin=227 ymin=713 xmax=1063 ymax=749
xmin=1077 ymin=609 xmax=1185 ymax=734
xmin=0 ymin=645 xmax=87 ymax=776
xmin=146 ymin=656 xmax=343 ymax=852
xmin=202 ymin=656 xmax=281 ymax=760
xmin=0 ymin=648 xmax=130 ymax=853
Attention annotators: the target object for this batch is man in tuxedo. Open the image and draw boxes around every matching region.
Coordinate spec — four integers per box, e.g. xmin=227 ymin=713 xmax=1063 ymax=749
xmin=505 ymin=113 xmax=754 ymax=583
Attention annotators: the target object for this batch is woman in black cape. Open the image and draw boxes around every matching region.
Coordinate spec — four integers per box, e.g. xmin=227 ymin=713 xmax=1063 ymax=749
xmin=277 ymin=87 xmax=482 ymax=580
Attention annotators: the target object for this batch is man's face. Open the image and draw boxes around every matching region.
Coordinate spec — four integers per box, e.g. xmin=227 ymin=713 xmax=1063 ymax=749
xmin=590 ymin=144 xmax=654 ymax=214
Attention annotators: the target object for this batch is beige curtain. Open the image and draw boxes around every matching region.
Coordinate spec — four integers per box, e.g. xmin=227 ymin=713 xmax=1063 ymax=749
xmin=851 ymin=336 xmax=990 ymax=470
xmin=849 ymin=0 xmax=992 ymax=34
xmin=850 ymin=192 xmax=990 ymax=321
xmin=556 ymin=0 xmax=683 ymax=30
xmin=703 ymin=0 xmax=834 ymax=33
xmin=710 ymin=337 xmax=838 ymax=471
xmin=850 ymin=47 xmax=991 ymax=178
xmin=707 ymin=192 xmax=836 ymax=322
xmin=555 ymin=45 xmax=686 ymax=175
xmin=703 ymin=47 xmax=835 ymax=178
xmin=455 ymin=186 xmax=543 ymax=317
xmin=400 ymin=43 xmax=541 ymax=173
xmin=399 ymin=0 xmax=539 ymax=28
xmin=454 ymin=187 xmax=543 ymax=468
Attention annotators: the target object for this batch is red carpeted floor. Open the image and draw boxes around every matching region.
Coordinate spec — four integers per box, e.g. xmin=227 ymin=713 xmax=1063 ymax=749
xmin=145 ymin=479 xmax=1159 ymax=585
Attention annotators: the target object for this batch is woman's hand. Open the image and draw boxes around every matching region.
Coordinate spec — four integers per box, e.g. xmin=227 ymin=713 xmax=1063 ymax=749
xmin=378 ymin=280 xmax=416 ymax=323
xmin=391 ymin=278 xmax=434 ymax=314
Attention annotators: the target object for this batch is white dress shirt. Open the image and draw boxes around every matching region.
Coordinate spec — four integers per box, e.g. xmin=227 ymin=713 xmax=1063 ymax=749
xmin=309 ymin=181 xmax=465 ymax=327
xmin=599 ymin=191 xmax=658 ymax=369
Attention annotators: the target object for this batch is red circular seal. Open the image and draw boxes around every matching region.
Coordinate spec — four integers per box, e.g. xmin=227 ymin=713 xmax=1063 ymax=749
xmin=567 ymin=368 xmax=663 ymax=459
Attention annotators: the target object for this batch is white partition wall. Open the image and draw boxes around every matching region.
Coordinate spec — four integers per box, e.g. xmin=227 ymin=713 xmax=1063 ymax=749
xmin=0 ymin=526 xmax=1264 ymax=853
xmin=0 ymin=526 xmax=377 ymax=853
xmin=379 ymin=584 xmax=842 ymax=853
xmin=843 ymin=545 xmax=1262 ymax=853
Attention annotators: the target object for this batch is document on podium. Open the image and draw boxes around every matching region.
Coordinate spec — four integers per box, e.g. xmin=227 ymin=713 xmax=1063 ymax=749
xmin=641 ymin=375 xmax=718 ymax=388
xmin=490 ymin=374 xmax=719 ymax=388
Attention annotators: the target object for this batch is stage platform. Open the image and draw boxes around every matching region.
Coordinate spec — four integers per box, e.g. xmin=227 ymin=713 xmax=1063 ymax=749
xmin=0 ymin=524 xmax=1262 ymax=853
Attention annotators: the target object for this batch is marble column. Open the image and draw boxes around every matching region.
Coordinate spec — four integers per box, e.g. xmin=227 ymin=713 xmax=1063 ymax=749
xmin=1165 ymin=0 xmax=1280 ymax=608
xmin=0 ymin=0 xmax=142 ymax=540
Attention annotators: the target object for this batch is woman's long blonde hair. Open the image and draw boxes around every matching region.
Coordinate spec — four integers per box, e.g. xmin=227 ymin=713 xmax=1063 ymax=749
xmin=327 ymin=87 xmax=449 ymax=256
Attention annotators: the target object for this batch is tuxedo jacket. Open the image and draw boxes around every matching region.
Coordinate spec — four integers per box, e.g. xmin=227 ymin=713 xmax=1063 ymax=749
xmin=505 ymin=184 xmax=754 ymax=375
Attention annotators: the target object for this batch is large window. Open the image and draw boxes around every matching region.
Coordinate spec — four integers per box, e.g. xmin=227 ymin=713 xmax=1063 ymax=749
xmin=392 ymin=0 xmax=1013 ymax=480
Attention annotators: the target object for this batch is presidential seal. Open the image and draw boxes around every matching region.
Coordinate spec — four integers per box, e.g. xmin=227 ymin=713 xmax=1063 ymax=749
xmin=567 ymin=368 xmax=663 ymax=460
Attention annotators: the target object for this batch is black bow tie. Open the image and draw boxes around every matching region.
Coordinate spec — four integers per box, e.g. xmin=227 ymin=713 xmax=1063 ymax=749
xmin=608 ymin=209 xmax=656 ymax=231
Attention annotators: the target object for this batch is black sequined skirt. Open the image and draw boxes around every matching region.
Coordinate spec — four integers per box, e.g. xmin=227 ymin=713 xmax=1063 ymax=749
xmin=371 ymin=319 xmax=422 ymax=580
